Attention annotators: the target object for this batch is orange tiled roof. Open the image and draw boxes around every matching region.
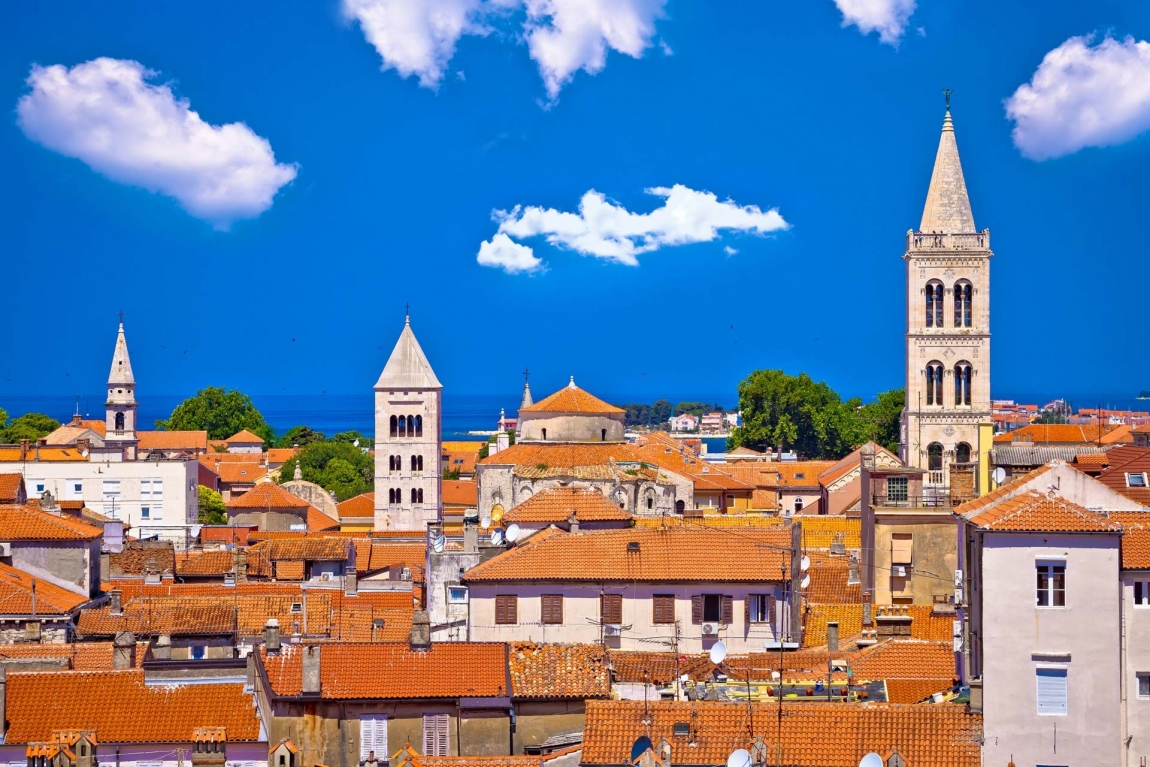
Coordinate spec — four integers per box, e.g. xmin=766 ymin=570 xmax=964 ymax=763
xmin=250 ymin=537 xmax=351 ymax=561
xmin=0 ymin=446 xmax=88 ymax=462
xmin=332 ymin=607 xmax=413 ymax=642
xmin=137 ymin=430 xmax=209 ymax=451
xmin=109 ymin=544 xmax=176 ymax=576
xmin=309 ymin=506 xmax=340 ymax=531
xmin=580 ymin=699 xmax=981 ymax=767
xmin=505 ymin=487 xmax=632 ymax=523
xmin=174 ymin=549 xmax=235 ymax=577
xmin=225 ymin=429 xmax=265 ymax=444
xmin=509 ymin=642 xmax=610 ymax=699
xmin=0 ymin=562 xmax=89 ymax=615
xmin=78 ymin=420 xmax=107 ymax=437
xmin=802 ymin=605 xmax=953 ymax=648
xmin=0 ymin=504 xmax=102 ymax=540
xmin=1109 ymin=511 xmax=1150 ymax=569
xmin=994 ymin=423 xmax=1114 ymax=444
xmin=851 ymin=640 xmax=956 ymax=681
xmin=259 ymin=642 xmax=508 ymax=699
xmin=966 ymin=490 xmax=1120 ymax=533
xmin=480 ymin=442 xmax=645 ymax=468
xmin=607 ymin=651 xmax=718 ymax=684
xmin=803 ymin=553 xmax=862 ymax=604
xmin=1074 ymin=452 xmax=1111 ymax=467
xmin=0 ymin=641 xmax=145 ymax=671
xmin=520 ymin=383 xmax=624 ymax=415
xmin=885 ymin=678 xmax=953 ymax=704
xmin=443 ymin=448 xmax=479 ymax=476
xmin=953 ymin=464 xmax=1054 ymax=517
xmin=465 ymin=527 xmax=789 ymax=583
xmin=4 ymin=669 xmax=263 ymax=744
xmin=267 ymin=448 xmax=297 ymax=464
xmin=1101 ymin=424 xmax=1135 ymax=445
xmin=1095 ymin=448 xmax=1150 ymax=505
xmin=102 ymin=580 xmax=416 ymax=609
xmin=338 ymin=492 xmax=375 ymax=520
xmin=79 ymin=593 xmax=333 ymax=637
xmin=443 ymin=480 xmax=478 ymax=508
xmin=200 ymin=457 xmax=268 ymax=485
xmin=360 ymin=542 xmax=426 ymax=576
xmin=0 ymin=473 xmax=24 ymax=502
xmin=227 ymin=481 xmax=309 ymax=509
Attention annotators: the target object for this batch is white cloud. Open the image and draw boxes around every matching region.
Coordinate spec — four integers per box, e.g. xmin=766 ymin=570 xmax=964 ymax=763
xmin=1006 ymin=35 xmax=1150 ymax=160
xmin=523 ymin=0 xmax=668 ymax=99
xmin=341 ymin=0 xmax=484 ymax=89
xmin=724 ymin=246 xmax=738 ymax=256
xmin=477 ymin=232 xmax=543 ymax=274
xmin=482 ymin=184 xmax=789 ymax=272
xmin=833 ymin=0 xmax=917 ymax=46
xmin=16 ymin=58 xmax=297 ymax=227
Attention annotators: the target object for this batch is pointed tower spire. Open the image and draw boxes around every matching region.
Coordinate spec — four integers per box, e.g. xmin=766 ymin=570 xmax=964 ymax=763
xmin=519 ymin=368 xmax=533 ymax=411
xmin=105 ymin=317 xmax=138 ymax=459
xmin=108 ymin=319 xmax=135 ymax=386
xmin=374 ymin=317 xmax=441 ymax=390
xmin=920 ymin=105 xmax=976 ymax=234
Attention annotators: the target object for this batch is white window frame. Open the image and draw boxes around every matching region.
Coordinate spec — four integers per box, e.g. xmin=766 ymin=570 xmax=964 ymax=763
xmin=1036 ymin=561 xmax=1066 ymax=608
xmin=1036 ymin=667 xmax=1068 ymax=716
xmin=360 ymin=715 xmax=388 ymax=762
xmin=1127 ymin=472 xmax=1148 ymax=488
xmin=447 ymin=586 xmax=469 ymax=604
xmin=1138 ymin=672 xmax=1150 ymax=700
xmin=748 ymin=594 xmax=771 ymax=623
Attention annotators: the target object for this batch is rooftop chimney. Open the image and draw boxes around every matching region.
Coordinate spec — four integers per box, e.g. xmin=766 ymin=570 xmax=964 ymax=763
xmin=464 ymin=523 xmax=478 ymax=553
xmin=567 ymin=511 xmax=580 ymax=533
xmin=109 ymin=590 xmax=122 ymax=615
xmin=264 ymin=618 xmax=281 ymax=653
xmin=302 ymin=645 xmax=321 ymax=695
xmin=410 ymin=609 xmax=431 ymax=651
xmin=113 ymin=630 xmax=136 ymax=669
xmin=19 ymin=439 xmax=29 ymax=461
xmin=154 ymin=634 xmax=171 ymax=660
xmin=234 ymin=548 xmax=248 ymax=584
xmin=827 ymin=621 xmax=839 ymax=653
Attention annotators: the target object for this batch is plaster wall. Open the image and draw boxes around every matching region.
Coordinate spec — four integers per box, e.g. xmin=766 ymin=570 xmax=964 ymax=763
xmin=517 ymin=413 xmax=625 ymax=443
xmin=10 ymin=539 xmax=100 ymax=597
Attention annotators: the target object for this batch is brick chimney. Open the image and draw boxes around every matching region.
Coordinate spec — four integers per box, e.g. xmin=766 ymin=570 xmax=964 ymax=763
xmin=19 ymin=439 xmax=29 ymax=461
xmin=827 ymin=622 xmax=839 ymax=653
xmin=464 ymin=523 xmax=478 ymax=553
xmin=302 ymin=645 xmax=321 ymax=695
xmin=410 ymin=609 xmax=431 ymax=651
xmin=264 ymin=618 xmax=281 ymax=653
xmin=234 ymin=548 xmax=248 ymax=584
xmin=113 ymin=630 xmax=136 ymax=669
xmin=344 ymin=568 xmax=357 ymax=597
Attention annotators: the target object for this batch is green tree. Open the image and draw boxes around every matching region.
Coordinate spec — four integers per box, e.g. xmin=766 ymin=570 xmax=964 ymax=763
xmin=649 ymin=399 xmax=673 ymax=425
xmin=278 ymin=440 xmax=373 ymax=502
xmin=157 ymin=387 xmax=273 ymax=443
xmin=277 ymin=425 xmax=326 ymax=448
xmin=727 ymin=370 xmax=860 ymax=459
xmin=332 ymin=430 xmax=370 ymax=446
xmin=197 ymin=485 xmax=228 ymax=525
xmin=2 ymin=412 xmax=61 ymax=443
xmin=854 ymin=388 xmax=906 ymax=454
xmin=1034 ymin=410 xmax=1069 ymax=424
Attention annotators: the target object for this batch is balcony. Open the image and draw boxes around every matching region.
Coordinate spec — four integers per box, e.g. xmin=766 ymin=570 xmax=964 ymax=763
xmin=871 ymin=493 xmax=951 ymax=509
xmin=906 ymin=230 xmax=990 ymax=252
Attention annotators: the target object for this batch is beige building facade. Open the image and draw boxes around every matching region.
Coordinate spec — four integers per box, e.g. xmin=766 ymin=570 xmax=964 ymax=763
xmin=900 ymin=107 xmax=992 ymax=502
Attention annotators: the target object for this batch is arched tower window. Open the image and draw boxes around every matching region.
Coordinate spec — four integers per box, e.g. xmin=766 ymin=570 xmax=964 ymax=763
xmin=956 ymin=442 xmax=972 ymax=463
xmin=675 ymin=499 xmax=685 ymax=514
xmin=388 ymin=488 xmax=396 ymax=504
xmin=925 ymin=281 xmax=944 ymax=327
xmin=406 ymin=415 xmax=415 ymax=436
xmin=114 ymin=412 xmax=125 ymax=431
xmin=925 ymin=362 xmax=944 ymax=406
xmin=417 ymin=455 xmax=423 ymax=471
xmin=601 ymin=429 xmax=607 ymax=441
xmin=390 ymin=415 xmax=398 ymax=437
xmin=927 ymin=443 xmax=943 ymax=471
xmin=411 ymin=488 xmax=418 ymax=504
xmin=415 ymin=415 xmax=423 ymax=437
xmin=955 ymin=281 xmax=973 ymax=328
xmin=397 ymin=416 xmax=406 ymax=437
xmin=541 ymin=428 xmax=547 ymax=441
xmin=954 ymin=362 xmax=972 ymax=406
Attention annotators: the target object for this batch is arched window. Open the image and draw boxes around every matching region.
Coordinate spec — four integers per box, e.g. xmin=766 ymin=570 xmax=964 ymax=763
xmin=956 ymin=442 xmax=971 ymax=463
xmin=925 ymin=362 xmax=945 ymax=406
xmin=647 ymin=495 xmax=654 ymax=510
xmin=675 ymin=499 xmax=686 ymax=514
xmin=417 ymin=455 xmax=423 ymax=471
xmin=925 ymin=281 xmax=943 ymax=327
xmin=406 ymin=416 xmax=415 ymax=437
xmin=794 ymin=497 xmax=804 ymax=513
xmin=114 ymin=412 xmax=125 ymax=431
xmin=954 ymin=362 xmax=972 ymax=406
xmin=601 ymin=429 xmax=607 ymax=441
xmin=411 ymin=455 xmax=418 ymax=472
xmin=390 ymin=415 xmax=398 ymax=437
xmin=541 ymin=428 xmax=547 ymax=441
xmin=398 ymin=416 xmax=406 ymax=437
xmin=417 ymin=488 xmax=424 ymax=503
xmin=928 ymin=443 xmax=943 ymax=471
xmin=387 ymin=488 xmax=395 ymax=504
xmin=411 ymin=488 xmax=418 ymax=504
xmin=955 ymin=281 xmax=972 ymax=328
xmin=415 ymin=415 xmax=423 ymax=437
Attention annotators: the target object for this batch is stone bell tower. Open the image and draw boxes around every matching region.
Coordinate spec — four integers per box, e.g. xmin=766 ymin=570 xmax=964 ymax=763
xmin=373 ymin=313 xmax=443 ymax=531
xmin=105 ymin=318 xmax=138 ymax=461
xmin=900 ymin=103 xmax=992 ymax=501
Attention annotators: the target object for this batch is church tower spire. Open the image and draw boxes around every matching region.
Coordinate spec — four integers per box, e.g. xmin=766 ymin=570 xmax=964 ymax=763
xmin=920 ymin=106 xmax=975 ymax=234
xmin=519 ymin=368 xmax=533 ymax=411
xmin=105 ymin=317 xmax=139 ymax=460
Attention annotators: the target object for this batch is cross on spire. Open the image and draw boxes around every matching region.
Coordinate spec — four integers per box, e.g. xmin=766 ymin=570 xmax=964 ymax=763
xmin=942 ymin=87 xmax=952 ymax=110
xmin=118 ymin=310 xmax=124 ymax=324
xmin=523 ymin=367 xmax=530 ymax=382
xmin=404 ymin=303 xmax=410 ymax=325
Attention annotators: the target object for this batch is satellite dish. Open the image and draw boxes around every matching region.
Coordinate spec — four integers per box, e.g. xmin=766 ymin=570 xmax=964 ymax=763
xmin=491 ymin=529 xmax=505 ymax=546
xmin=492 ymin=505 xmax=505 ymax=523
xmin=800 ymin=573 xmax=811 ymax=589
xmin=432 ymin=534 xmax=446 ymax=553
xmin=480 ymin=515 xmax=491 ymax=530
xmin=727 ymin=749 xmax=752 ymax=767
xmin=800 ymin=555 xmax=810 ymax=572
xmin=505 ymin=523 xmax=521 ymax=543
xmin=858 ymin=754 xmax=884 ymax=767
xmin=992 ymin=467 xmax=1006 ymax=484
xmin=709 ymin=640 xmax=727 ymax=664
xmin=630 ymin=736 xmax=654 ymax=763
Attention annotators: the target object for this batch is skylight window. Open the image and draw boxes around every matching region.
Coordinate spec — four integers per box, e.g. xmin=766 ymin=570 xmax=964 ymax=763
xmin=1128 ymin=473 xmax=1148 ymax=488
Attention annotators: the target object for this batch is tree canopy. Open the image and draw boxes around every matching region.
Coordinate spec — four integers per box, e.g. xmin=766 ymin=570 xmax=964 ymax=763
xmin=278 ymin=439 xmax=373 ymax=502
xmin=276 ymin=425 xmax=326 ymax=448
xmin=727 ymin=369 xmax=904 ymax=460
xmin=156 ymin=387 xmax=273 ymax=443
xmin=0 ymin=409 xmax=61 ymax=443
xmin=197 ymin=486 xmax=227 ymax=525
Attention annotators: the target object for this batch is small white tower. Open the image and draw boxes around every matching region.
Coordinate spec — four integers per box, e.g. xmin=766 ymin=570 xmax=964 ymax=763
xmin=105 ymin=316 xmax=139 ymax=461
xmin=373 ymin=312 xmax=443 ymax=531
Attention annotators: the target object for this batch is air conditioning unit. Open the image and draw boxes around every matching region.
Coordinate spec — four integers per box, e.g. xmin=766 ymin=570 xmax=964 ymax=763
xmin=701 ymin=622 xmax=720 ymax=636
xmin=604 ymin=624 xmax=622 ymax=637
xmin=953 ymin=587 xmax=963 ymax=604
xmin=893 ymin=566 xmax=906 ymax=577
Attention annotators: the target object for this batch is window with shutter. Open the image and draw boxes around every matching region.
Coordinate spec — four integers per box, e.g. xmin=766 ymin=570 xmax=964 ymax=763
xmin=720 ymin=596 xmax=733 ymax=625
xmin=691 ymin=595 xmax=703 ymax=624
xmin=495 ymin=595 xmax=517 ymax=625
xmin=1036 ymin=668 xmax=1068 ymax=716
xmin=1135 ymin=580 xmax=1150 ymax=607
xmin=601 ymin=594 xmax=622 ymax=624
xmin=423 ymin=713 xmax=449 ymax=756
xmin=653 ymin=595 xmax=675 ymax=624
xmin=891 ymin=533 xmax=913 ymax=565
xmin=541 ymin=595 xmax=563 ymax=625
xmin=360 ymin=715 xmax=388 ymax=761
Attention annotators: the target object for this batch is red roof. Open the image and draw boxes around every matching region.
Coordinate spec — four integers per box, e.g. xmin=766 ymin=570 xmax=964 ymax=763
xmin=520 ymin=383 xmax=624 ymax=415
xmin=338 ymin=492 xmax=375 ymax=520
xmin=443 ymin=480 xmax=478 ymax=508
xmin=227 ymin=482 xmax=309 ymax=509
xmin=0 ymin=473 xmax=25 ymax=503
xmin=504 ymin=487 xmax=632 ymax=523
xmin=966 ymin=490 xmax=1120 ymax=533
xmin=0 ymin=562 xmax=89 ymax=614
xmin=137 ymin=430 xmax=209 ymax=452
xmin=0 ymin=504 xmax=102 ymax=540
xmin=225 ymin=429 xmax=265 ymax=444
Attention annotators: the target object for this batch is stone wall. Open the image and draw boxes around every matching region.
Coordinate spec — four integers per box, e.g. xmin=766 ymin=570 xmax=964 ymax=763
xmin=517 ymin=413 xmax=625 ymax=443
xmin=281 ymin=479 xmax=339 ymax=517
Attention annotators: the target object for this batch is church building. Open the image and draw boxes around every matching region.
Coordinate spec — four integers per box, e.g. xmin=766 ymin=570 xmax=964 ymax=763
xmin=373 ymin=315 xmax=443 ymax=531
xmin=900 ymin=104 xmax=993 ymax=501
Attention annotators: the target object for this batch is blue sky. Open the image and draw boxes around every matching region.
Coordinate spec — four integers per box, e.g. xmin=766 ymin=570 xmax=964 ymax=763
xmin=2 ymin=0 xmax=1149 ymax=406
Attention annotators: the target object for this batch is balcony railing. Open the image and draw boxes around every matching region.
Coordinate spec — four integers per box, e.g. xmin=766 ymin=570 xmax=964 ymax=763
xmin=906 ymin=230 xmax=990 ymax=252
xmin=871 ymin=493 xmax=951 ymax=509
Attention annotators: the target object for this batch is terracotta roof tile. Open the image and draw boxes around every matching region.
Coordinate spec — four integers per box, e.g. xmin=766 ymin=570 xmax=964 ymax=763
xmin=227 ymin=481 xmax=309 ymax=509
xmin=0 ymin=641 xmax=145 ymax=671
xmin=331 ymin=607 xmax=413 ymax=642
xmin=0 ymin=562 xmax=89 ymax=615
xmin=505 ymin=487 xmax=632 ymax=524
xmin=1095 ymin=448 xmax=1150 ymax=505
xmin=802 ymin=605 xmax=953 ymax=648
xmin=966 ymin=490 xmax=1120 ymax=533
xmin=110 ymin=544 xmax=175 ymax=576
xmin=174 ymin=549 xmax=235 ymax=577
xmin=0 ymin=504 xmax=102 ymax=540
xmin=519 ymin=384 xmax=624 ymax=415
xmin=338 ymin=492 xmax=376 ymax=520
xmin=994 ymin=423 xmax=1114 ymax=444
xmin=953 ymin=464 xmax=1055 ymax=517
xmin=201 ymin=458 xmax=268 ymax=485
xmin=4 ymin=670 xmax=262 ymax=743
xmin=267 ymin=448 xmax=297 ymax=465
xmin=78 ymin=593 xmax=333 ymax=637
xmin=0 ymin=473 xmax=24 ymax=503
xmin=137 ymin=430 xmax=209 ymax=451
xmin=443 ymin=480 xmax=478 ymax=508
xmin=225 ymin=429 xmax=265 ymax=444
xmin=509 ymin=642 xmax=610 ymax=699
xmin=0 ymin=447 xmax=88 ymax=462
xmin=851 ymin=640 xmax=956 ymax=681
xmin=1109 ymin=511 xmax=1150 ymax=569
xmin=885 ymin=678 xmax=954 ymax=704
xmin=259 ymin=642 xmax=508 ymax=699
xmin=803 ymin=553 xmax=861 ymax=604
xmin=443 ymin=448 xmax=479 ymax=476
xmin=309 ymin=506 xmax=340 ymax=531
xmin=608 ymin=652 xmax=718 ymax=684
xmin=580 ymin=700 xmax=981 ymax=767
xmin=464 ymin=527 xmax=789 ymax=583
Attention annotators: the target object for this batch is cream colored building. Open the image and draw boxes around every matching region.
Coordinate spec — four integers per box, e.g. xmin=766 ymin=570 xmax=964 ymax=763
xmin=373 ymin=315 xmax=443 ymax=531
xmin=900 ymin=106 xmax=993 ymax=502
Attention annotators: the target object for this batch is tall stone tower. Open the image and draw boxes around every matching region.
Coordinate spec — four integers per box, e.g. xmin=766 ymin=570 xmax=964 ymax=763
xmin=105 ymin=319 xmax=138 ymax=461
xmin=374 ymin=315 xmax=443 ymax=531
xmin=900 ymin=105 xmax=992 ymax=499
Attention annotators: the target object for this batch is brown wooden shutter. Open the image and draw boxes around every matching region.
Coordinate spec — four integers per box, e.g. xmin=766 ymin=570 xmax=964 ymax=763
xmin=744 ymin=596 xmax=752 ymax=625
xmin=721 ymin=596 xmax=734 ymax=625
xmin=542 ymin=595 xmax=563 ymax=625
xmin=496 ymin=595 xmax=518 ymax=625
xmin=601 ymin=594 xmax=622 ymax=624
xmin=691 ymin=595 xmax=703 ymax=625
xmin=766 ymin=595 xmax=777 ymax=629
xmin=653 ymin=595 xmax=674 ymax=624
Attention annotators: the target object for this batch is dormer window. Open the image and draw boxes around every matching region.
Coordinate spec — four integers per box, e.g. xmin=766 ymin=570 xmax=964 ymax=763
xmin=1128 ymin=473 xmax=1148 ymax=488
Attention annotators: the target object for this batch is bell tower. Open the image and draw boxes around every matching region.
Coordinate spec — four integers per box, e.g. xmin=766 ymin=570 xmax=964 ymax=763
xmin=105 ymin=317 xmax=139 ymax=461
xmin=900 ymin=102 xmax=992 ymax=501
xmin=373 ymin=313 xmax=443 ymax=531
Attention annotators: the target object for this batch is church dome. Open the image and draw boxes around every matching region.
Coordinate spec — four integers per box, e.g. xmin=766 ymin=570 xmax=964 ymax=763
xmin=517 ymin=377 xmax=626 ymax=443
